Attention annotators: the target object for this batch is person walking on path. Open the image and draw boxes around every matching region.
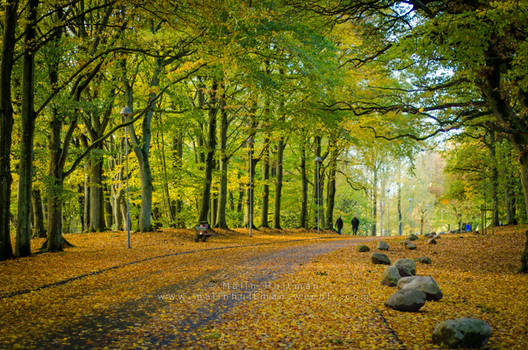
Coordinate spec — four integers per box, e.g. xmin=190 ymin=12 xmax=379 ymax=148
xmin=351 ymin=215 xmax=359 ymax=235
xmin=335 ymin=216 xmax=344 ymax=234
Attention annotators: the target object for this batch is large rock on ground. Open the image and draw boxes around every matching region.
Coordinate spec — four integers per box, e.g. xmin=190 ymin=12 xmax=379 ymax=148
xmin=424 ymin=233 xmax=434 ymax=238
xmin=408 ymin=234 xmax=419 ymax=241
xmin=358 ymin=245 xmax=370 ymax=252
xmin=384 ymin=289 xmax=426 ymax=312
xmin=394 ymin=258 xmax=416 ymax=276
xmin=404 ymin=240 xmax=417 ymax=250
xmin=432 ymin=318 xmax=491 ymax=348
xmin=415 ymin=256 xmax=432 ymax=264
xmin=377 ymin=240 xmax=389 ymax=250
xmin=381 ymin=265 xmax=401 ymax=286
xmin=428 ymin=238 xmax=437 ymax=245
xmin=398 ymin=276 xmax=443 ymax=301
xmin=371 ymin=252 xmax=391 ymax=265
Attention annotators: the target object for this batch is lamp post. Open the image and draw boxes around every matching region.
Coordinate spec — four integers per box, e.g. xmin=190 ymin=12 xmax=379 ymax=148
xmin=248 ymin=137 xmax=254 ymax=237
xmin=409 ymin=197 xmax=413 ymax=235
xmin=386 ymin=188 xmax=390 ymax=236
xmin=315 ymin=156 xmax=322 ymax=234
xmin=120 ymin=107 xmax=132 ymax=249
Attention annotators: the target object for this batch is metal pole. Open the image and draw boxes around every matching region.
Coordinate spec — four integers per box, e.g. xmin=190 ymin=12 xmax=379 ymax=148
xmin=125 ymin=118 xmax=131 ymax=248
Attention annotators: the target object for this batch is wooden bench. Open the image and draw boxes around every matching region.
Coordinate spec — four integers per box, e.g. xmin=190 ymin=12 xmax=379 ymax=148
xmin=194 ymin=223 xmax=212 ymax=242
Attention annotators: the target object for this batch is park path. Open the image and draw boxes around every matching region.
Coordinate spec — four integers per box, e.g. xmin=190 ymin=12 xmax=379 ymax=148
xmin=8 ymin=236 xmax=397 ymax=349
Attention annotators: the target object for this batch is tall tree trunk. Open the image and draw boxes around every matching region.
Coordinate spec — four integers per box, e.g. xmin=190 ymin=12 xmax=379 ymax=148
xmin=47 ymin=110 xmax=64 ymax=252
xmin=244 ymin=154 xmax=257 ymax=228
xmin=46 ymin=8 xmax=67 ymax=252
xmin=0 ymin=0 xmax=19 ymax=261
xmin=136 ymin=152 xmax=154 ymax=231
xmin=237 ymin=172 xmax=244 ymax=222
xmin=32 ymin=189 xmax=46 ymax=238
xmin=261 ymin=136 xmax=270 ymax=228
xmin=313 ymin=136 xmax=321 ymax=229
xmin=78 ymin=184 xmax=85 ymax=232
xmin=155 ymin=114 xmax=174 ymax=226
xmin=504 ymin=148 xmax=517 ymax=225
xmin=481 ymin=61 xmax=528 ymax=219
xmin=299 ymin=139 xmax=308 ymax=228
xmin=488 ymin=131 xmax=500 ymax=226
xmin=371 ymin=167 xmax=377 ymax=236
xmin=173 ymin=135 xmax=184 ymax=227
xmin=16 ymin=0 xmax=38 ymax=257
xmin=398 ymin=174 xmax=402 ymax=235
xmin=379 ymin=191 xmax=384 ymax=236
xmin=198 ymin=79 xmax=218 ymax=224
xmin=88 ymin=146 xmax=106 ymax=232
xmin=325 ymin=147 xmax=338 ymax=230
xmin=105 ymin=185 xmax=113 ymax=230
xmin=273 ymin=134 xmax=285 ymax=229
xmin=123 ymin=54 xmax=161 ymax=232
xmin=216 ymin=93 xmax=228 ymax=228
xmin=83 ymin=172 xmax=90 ymax=231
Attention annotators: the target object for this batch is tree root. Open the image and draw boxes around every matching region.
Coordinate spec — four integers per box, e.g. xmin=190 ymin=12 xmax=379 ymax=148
xmin=39 ymin=236 xmax=75 ymax=251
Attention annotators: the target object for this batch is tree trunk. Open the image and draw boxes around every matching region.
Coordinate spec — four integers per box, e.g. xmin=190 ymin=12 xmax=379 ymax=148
xmin=481 ymin=60 xmax=528 ymax=219
xmin=505 ymin=155 xmax=517 ymax=225
xmin=273 ymin=135 xmax=285 ymax=229
xmin=31 ymin=189 xmax=46 ymax=238
xmin=123 ymin=53 xmax=161 ymax=232
xmin=325 ymin=147 xmax=338 ymax=230
xmin=105 ymin=185 xmax=113 ymax=230
xmin=173 ymin=135 xmax=185 ymax=227
xmin=244 ymin=155 xmax=257 ymax=228
xmin=16 ymin=0 xmax=38 ymax=257
xmin=299 ymin=139 xmax=308 ymax=228
xmin=261 ymin=136 xmax=270 ymax=228
xmin=237 ymin=172 xmax=244 ymax=219
xmin=313 ymin=136 xmax=321 ymax=229
xmin=88 ymin=146 xmax=106 ymax=232
xmin=371 ymin=167 xmax=377 ymax=236
xmin=136 ymin=151 xmax=153 ymax=231
xmin=47 ymin=110 xmax=64 ymax=252
xmin=198 ymin=79 xmax=218 ymax=224
xmin=488 ymin=131 xmax=500 ymax=226
xmin=113 ymin=188 xmax=123 ymax=231
xmin=0 ymin=0 xmax=19 ymax=261
xmin=398 ymin=171 xmax=402 ymax=235
xmin=83 ymin=173 xmax=90 ymax=231
xmin=216 ymin=95 xmax=228 ymax=228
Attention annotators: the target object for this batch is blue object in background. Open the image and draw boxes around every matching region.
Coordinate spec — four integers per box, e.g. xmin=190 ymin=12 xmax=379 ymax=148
xmin=465 ymin=224 xmax=471 ymax=232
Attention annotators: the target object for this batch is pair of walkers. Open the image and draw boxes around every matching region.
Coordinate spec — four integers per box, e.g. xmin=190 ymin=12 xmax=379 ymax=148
xmin=335 ymin=215 xmax=359 ymax=235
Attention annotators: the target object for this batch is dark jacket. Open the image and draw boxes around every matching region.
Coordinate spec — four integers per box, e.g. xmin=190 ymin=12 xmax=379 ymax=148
xmin=336 ymin=217 xmax=344 ymax=229
xmin=351 ymin=217 xmax=359 ymax=228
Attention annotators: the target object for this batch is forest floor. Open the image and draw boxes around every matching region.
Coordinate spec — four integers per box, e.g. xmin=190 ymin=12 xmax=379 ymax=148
xmin=1 ymin=226 xmax=527 ymax=349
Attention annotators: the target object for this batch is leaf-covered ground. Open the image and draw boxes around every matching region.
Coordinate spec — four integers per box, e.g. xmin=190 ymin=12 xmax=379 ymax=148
xmin=194 ymin=226 xmax=528 ymax=349
xmin=1 ymin=226 xmax=527 ymax=349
